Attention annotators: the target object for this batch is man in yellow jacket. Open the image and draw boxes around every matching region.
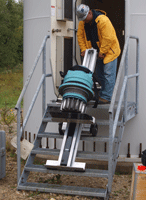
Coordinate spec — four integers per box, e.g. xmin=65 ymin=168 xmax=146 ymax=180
xmin=76 ymin=4 xmax=121 ymax=104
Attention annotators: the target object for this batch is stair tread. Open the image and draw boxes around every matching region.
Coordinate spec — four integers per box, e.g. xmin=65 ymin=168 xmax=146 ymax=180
xmin=38 ymin=132 xmax=118 ymax=142
xmin=42 ymin=117 xmax=93 ymax=124
xmin=42 ymin=118 xmax=122 ymax=126
xmin=48 ymin=101 xmax=136 ymax=110
xmin=18 ymin=182 xmax=107 ymax=197
xmin=87 ymin=100 xmax=136 ymax=109
xmin=31 ymin=148 xmax=109 ymax=160
xmin=25 ymin=164 xmax=108 ymax=178
xmin=95 ymin=119 xmax=122 ymax=126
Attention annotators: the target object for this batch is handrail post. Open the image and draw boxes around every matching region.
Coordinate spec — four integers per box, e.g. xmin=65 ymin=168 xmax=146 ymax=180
xmin=108 ymin=112 xmax=114 ymax=193
xmin=136 ymin=38 xmax=140 ymax=114
xmin=17 ymin=106 xmax=21 ymax=183
xmin=124 ymin=47 xmax=129 ymax=123
xmin=73 ymin=0 xmax=78 ymax=65
xmin=42 ymin=42 xmax=46 ymax=116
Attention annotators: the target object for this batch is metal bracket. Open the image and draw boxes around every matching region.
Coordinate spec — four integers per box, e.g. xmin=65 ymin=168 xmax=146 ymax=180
xmin=52 ymin=29 xmax=61 ymax=33
xmin=45 ymin=122 xmax=86 ymax=171
xmin=67 ymin=28 xmax=77 ymax=32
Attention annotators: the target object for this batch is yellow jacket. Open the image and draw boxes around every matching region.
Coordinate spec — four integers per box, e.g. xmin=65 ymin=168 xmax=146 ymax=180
xmin=77 ymin=10 xmax=121 ymax=64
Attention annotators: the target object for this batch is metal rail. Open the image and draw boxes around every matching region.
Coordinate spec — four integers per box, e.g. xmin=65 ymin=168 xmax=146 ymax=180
xmin=109 ymin=35 xmax=139 ymax=138
xmin=73 ymin=0 xmax=78 ymax=65
xmin=15 ymin=35 xmax=50 ymax=183
xmin=108 ymin=35 xmax=140 ymax=193
xmin=109 ymin=36 xmax=140 ymax=115
xmin=15 ymin=35 xmax=50 ymax=110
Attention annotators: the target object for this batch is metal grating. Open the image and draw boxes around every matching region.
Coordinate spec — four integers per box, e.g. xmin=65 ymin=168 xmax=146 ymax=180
xmin=25 ymin=164 xmax=109 ymax=178
xmin=31 ymin=148 xmax=109 ymax=160
xmin=18 ymin=182 xmax=107 ymax=197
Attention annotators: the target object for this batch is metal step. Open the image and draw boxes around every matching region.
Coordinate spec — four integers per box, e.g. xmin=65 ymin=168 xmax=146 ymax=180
xmin=51 ymin=100 xmax=136 ymax=110
xmin=24 ymin=164 xmax=108 ymax=178
xmin=38 ymin=132 xmax=118 ymax=142
xmin=31 ymin=148 xmax=109 ymax=160
xmin=52 ymin=100 xmax=111 ymax=110
xmin=42 ymin=118 xmax=122 ymax=126
xmin=81 ymin=135 xmax=118 ymax=142
xmin=18 ymin=182 xmax=107 ymax=198
xmin=95 ymin=120 xmax=122 ymax=126
xmin=87 ymin=100 xmax=136 ymax=109
xmin=42 ymin=117 xmax=93 ymax=124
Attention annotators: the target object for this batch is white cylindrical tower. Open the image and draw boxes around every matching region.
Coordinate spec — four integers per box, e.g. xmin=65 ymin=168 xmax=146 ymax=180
xmin=23 ymin=0 xmax=57 ymax=144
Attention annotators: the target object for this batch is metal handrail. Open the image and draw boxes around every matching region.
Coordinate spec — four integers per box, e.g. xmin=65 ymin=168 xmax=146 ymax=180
xmin=109 ymin=35 xmax=139 ymax=138
xmin=73 ymin=0 xmax=79 ymax=65
xmin=15 ymin=35 xmax=50 ymax=183
xmin=112 ymin=76 xmax=128 ymax=138
xmin=108 ymin=35 xmax=140 ymax=193
xmin=109 ymin=36 xmax=140 ymax=115
xmin=15 ymin=35 xmax=50 ymax=109
xmin=109 ymin=36 xmax=129 ymax=113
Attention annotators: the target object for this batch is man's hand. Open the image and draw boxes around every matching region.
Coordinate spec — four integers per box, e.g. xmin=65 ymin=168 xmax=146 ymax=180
xmin=81 ymin=50 xmax=86 ymax=57
xmin=98 ymin=52 xmax=105 ymax=59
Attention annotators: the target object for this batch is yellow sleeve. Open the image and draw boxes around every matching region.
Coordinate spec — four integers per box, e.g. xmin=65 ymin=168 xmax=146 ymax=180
xmin=97 ymin=16 xmax=116 ymax=54
xmin=77 ymin=21 xmax=87 ymax=52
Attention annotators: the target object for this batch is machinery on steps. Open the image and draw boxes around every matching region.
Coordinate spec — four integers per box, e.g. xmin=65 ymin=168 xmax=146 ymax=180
xmin=59 ymin=48 xmax=97 ymax=113
xmin=45 ymin=48 xmax=98 ymax=172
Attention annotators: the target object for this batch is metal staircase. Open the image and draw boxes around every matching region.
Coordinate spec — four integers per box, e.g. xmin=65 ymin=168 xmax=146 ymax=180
xmin=15 ymin=35 xmax=139 ymax=200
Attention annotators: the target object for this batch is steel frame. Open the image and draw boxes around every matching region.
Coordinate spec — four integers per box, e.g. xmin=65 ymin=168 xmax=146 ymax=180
xmin=15 ymin=34 xmax=139 ymax=199
xmin=108 ymin=36 xmax=140 ymax=193
xmin=15 ymin=35 xmax=50 ymax=182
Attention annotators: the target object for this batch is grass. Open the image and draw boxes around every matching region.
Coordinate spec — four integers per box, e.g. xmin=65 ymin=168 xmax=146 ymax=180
xmin=0 ymin=64 xmax=23 ymax=109
xmin=27 ymin=191 xmax=41 ymax=198
xmin=10 ymin=152 xmax=16 ymax=158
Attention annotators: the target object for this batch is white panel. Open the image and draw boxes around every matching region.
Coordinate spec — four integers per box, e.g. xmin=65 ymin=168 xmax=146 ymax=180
xmin=23 ymin=0 xmax=57 ymax=135
xmin=119 ymin=15 xmax=146 ymax=157
xmin=24 ymin=0 xmax=50 ymax=20
xmin=56 ymin=0 xmax=63 ymax=20
xmin=130 ymin=0 xmax=146 ymax=14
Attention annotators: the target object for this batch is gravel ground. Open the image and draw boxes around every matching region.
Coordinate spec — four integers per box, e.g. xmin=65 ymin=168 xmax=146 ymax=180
xmin=0 ymin=150 xmax=132 ymax=200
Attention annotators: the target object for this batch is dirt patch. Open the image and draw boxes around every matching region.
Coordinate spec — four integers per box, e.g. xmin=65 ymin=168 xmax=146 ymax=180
xmin=0 ymin=151 xmax=132 ymax=200
xmin=0 ymin=109 xmax=132 ymax=200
